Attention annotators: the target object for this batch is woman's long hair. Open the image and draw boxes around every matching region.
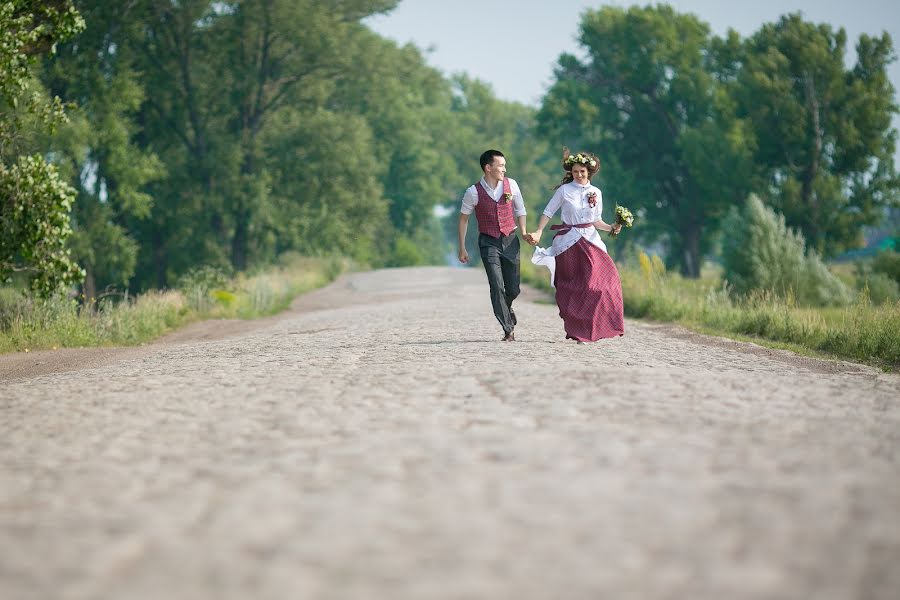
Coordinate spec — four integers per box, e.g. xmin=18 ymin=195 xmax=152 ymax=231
xmin=554 ymin=147 xmax=601 ymax=189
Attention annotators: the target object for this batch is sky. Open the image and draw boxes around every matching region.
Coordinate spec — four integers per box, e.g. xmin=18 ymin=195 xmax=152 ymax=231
xmin=366 ymin=0 xmax=900 ymax=121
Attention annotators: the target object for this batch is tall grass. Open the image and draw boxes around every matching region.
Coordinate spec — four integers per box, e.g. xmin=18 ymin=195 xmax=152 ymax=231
xmin=521 ymin=252 xmax=899 ymax=369
xmin=0 ymin=254 xmax=347 ymax=354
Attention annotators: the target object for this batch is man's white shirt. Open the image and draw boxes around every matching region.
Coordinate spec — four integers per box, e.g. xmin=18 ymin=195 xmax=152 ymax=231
xmin=460 ymin=177 xmax=527 ymax=219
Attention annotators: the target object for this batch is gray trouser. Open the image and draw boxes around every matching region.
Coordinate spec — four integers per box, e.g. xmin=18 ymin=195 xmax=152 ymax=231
xmin=479 ymin=232 xmax=520 ymax=334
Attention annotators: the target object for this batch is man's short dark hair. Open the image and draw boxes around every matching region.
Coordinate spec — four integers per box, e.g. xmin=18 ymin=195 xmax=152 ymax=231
xmin=480 ymin=149 xmax=505 ymax=171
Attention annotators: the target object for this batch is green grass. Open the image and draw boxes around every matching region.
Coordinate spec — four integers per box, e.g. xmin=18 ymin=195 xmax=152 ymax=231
xmin=521 ymin=253 xmax=900 ymax=370
xmin=0 ymin=254 xmax=348 ymax=354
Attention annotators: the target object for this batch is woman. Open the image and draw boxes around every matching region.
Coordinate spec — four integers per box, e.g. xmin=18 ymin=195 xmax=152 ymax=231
xmin=528 ymin=150 xmax=624 ymax=342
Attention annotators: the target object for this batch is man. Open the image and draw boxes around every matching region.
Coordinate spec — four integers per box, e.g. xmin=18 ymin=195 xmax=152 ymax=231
xmin=458 ymin=149 xmax=529 ymax=341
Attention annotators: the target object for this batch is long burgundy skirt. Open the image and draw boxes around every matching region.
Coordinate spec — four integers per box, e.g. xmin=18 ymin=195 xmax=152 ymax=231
xmin=553 ymin=238 xmax=624 ymax=342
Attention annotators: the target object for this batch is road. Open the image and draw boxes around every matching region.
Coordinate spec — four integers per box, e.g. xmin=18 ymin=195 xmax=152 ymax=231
xmin=1 ymin=267 xmax=898 ymax=599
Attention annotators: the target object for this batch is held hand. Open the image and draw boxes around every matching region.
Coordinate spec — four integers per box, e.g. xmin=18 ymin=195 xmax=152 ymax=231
xmin=531 ymin=229 xmax=542 ymax=246
xmin=458 ymin=248 xmax=469 ymax=264
xmin=611 ymin=223 xmax=623 ymax=235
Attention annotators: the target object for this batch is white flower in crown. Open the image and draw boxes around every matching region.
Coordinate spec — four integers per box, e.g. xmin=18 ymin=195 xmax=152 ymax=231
xmin=564 ymin=152 xmax=597 ymax=168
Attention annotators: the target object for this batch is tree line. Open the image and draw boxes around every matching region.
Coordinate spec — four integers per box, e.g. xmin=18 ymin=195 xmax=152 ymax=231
xmin=2 ymin=0 xmax=558 ymax=298
xmin=1 ymin=2 xmax=897 ymax=299
xmin=540 ymin=5 xmax=898 ymax=276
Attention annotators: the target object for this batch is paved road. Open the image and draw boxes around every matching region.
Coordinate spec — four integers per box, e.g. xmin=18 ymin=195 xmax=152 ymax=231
xmin=1 ymin=267 xmax=898 ymax=600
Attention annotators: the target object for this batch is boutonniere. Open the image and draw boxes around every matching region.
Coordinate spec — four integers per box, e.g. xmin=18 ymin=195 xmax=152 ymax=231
xmin=586 ymin=190 xmax=598 ymax=208
xmin=503 ymin=192 xmax=513 ymax=203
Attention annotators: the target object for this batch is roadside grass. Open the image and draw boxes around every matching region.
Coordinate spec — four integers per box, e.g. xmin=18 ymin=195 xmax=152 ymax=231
xmin=521 ymin=253 xmax=899 ymax=370
xmin=0 ymin=254 xmax=349 ymax=354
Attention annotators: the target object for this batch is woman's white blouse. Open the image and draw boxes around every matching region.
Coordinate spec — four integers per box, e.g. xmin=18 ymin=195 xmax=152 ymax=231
xmin=540 ymin=181 xmax=608 ymax=255
xmin=532 ymin=181 xmax=609 ymax=287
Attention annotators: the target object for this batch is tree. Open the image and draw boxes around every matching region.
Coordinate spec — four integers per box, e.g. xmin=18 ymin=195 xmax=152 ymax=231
xmin=126 ymin=0 xmax=398 ymax=280
xmin=326 ymin=30 xmax=456 ymax=265
xmin=0 ymin=0 xmax=85 ymax=295
xmin=538 ymin=5 xmax=753 ymax=276
xmin=43 ymin=1 xmax=164 ymax=300
xmin=733 ymin=14 xmax=899 ymax=256
xmin=24 ymin=0 xmax=548 ymax=288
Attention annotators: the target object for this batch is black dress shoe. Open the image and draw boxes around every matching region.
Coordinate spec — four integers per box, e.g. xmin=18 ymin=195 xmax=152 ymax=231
xmin=503 ymin=330 xmax=516 ymax=342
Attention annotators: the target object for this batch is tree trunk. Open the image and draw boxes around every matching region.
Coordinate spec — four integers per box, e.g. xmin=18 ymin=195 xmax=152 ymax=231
xmin=231 ymin=148 xmax=256 ymax=271
xmin=231 ymin=210 xmax=248 ymax=272
xmin=82 ymin=266 xmax=97 ymax=310
xmin=680 ymin=221 xmax=702 ymax=278
xmin=153 ymin=227 xmax=167 ymax=289
xmin=802 ymin=71 xmax=823 ymax=253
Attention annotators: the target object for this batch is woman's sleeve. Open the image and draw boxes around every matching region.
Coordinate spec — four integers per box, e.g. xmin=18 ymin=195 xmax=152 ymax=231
xmin=542 ymin=187 xmax=564 ymax=218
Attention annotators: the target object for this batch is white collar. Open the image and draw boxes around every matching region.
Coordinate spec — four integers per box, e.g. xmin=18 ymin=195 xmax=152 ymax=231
xmin=480 ymin=177 xmax=503 ymax=191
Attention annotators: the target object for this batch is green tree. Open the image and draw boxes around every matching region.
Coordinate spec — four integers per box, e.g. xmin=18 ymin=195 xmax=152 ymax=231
xmin=538 ymin=5 xmax=752 ymax=276
xmin=327 ymin=30 xmax=455 ymax=265
xmin=733 ymin=14 xmax=899 ymax=256
xmin=0 ymin=0 xmax=85 ymax=295
xmin=44 ymin=1 xmax=164 ymax=299
xmin=122 ymin=0 xmax=398 ymax=284
xmin=263 ymin=107 xmax=389 ymax=262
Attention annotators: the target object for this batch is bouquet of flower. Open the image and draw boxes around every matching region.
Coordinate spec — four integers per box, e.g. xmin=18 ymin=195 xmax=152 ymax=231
xmin=609 ymin=205 xmax=634 ymax=238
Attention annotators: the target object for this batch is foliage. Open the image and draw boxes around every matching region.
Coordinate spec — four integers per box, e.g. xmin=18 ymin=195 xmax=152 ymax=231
xmin=43 ymin=5 xmax=165 ymax=298
xmin=0 ymin=255 xmax=343 ymax=353
xmin=176 ymin=264 xmax=233 ymax=312
xmin=858 ymin=273 xmax=900 ymax=305
xmin=721 ymin=195 xmax=851 ymax=306
xmin=538 ymin=7 xmax=898 ymax=275
xmin=390 ymin=235 xmax=427 ymax=267
xmin=4 ymin=1 xmax=897 ymax=306
xmin=871 ymin=249 xmax=900 ymax=284
xmin=537 ymin=5 xmax=754 ymax=277
xmin=520 ymin=254 xmax=899 ymax=368
xmin=0 ymin=1 xmax=85 ymax=296
xmin=0 ymin=0 xmax=84 ymax=148
xmin=730 ymin=14 xmax=900 ymax=256
xmin=853 ymin=249 xmax=900 ymax=304
xmin=0 ymin=154 xmax=84 ymax=295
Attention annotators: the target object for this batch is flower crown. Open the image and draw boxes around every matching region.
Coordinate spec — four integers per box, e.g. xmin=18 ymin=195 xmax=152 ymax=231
xmin=564 ymin=152 xmax=598 ymax=169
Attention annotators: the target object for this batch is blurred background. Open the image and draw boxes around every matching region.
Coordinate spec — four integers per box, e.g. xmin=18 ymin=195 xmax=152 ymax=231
xmin=2 ymin=0 xmax=898 ymax=364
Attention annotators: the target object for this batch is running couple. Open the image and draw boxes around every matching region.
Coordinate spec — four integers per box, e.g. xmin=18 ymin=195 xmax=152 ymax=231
xmin=457 ymin=149 xmax=624 ymax=343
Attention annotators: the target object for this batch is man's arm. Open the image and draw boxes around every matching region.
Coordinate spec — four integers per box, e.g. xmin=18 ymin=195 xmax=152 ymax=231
xmin=510 ymin=179 xmax=529 ymax=242
xmin=517 ymin=215 xmax=528 ymax=241
xmin=458 ymin=213 xmax=470 ymax=263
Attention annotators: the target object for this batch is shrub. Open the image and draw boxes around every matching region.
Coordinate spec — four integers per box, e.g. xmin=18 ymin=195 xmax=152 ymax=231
xmin=176 ymin=265 xmax=233 ymax=312
xmin=722 ymin=195 xmax=851 ymax=306
xmin=390 ymin=235 xmax=426 ymax=267
xmin=870 ymin=250 xmax=900 ymax=285
xmin=859 ymin=273 xmax=900 ymax=305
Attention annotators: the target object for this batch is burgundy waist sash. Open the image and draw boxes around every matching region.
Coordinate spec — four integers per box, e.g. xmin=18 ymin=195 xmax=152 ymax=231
xmin=550 ymin=222 xmax=594 ymax=237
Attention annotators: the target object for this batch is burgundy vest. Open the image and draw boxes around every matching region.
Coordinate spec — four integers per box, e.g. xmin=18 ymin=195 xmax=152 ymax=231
xmin=473 ymin=178 xmax=516 ymax=238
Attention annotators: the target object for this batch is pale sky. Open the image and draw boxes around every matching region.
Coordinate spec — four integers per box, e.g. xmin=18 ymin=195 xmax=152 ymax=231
xmin=366 ymin=0 xmax=900 ymax=134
